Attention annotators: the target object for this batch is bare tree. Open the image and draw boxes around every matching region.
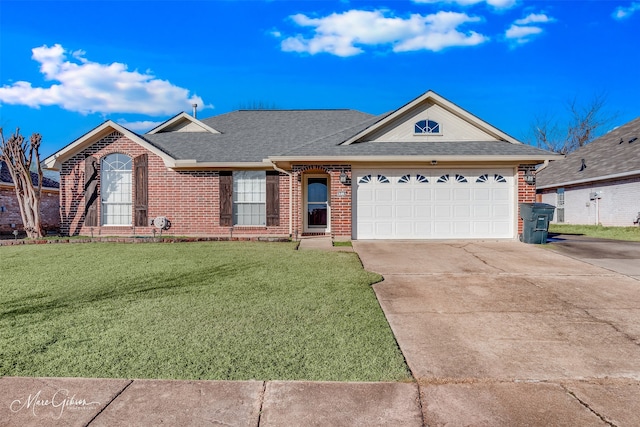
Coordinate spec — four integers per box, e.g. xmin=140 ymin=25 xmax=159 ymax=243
xmin=0 ymin=128 xmax=45 ymax=238
xmin=530 ymin=93 xmax=616 ymax=154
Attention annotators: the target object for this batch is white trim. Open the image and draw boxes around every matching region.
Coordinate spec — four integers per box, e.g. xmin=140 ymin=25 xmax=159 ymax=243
xmin=171 ymin=160 xmax=271 ymax=169
xmin=303 ymin=174 xmax=330 ymax=234
xmin=341 ymin=90 xmax=521 ymax=145
xmin=268 ymin=155 xmax=559 ymax=163
xmin=537 ymin=169 xmax=640 ymax=190
xmin=146 ymin=112 xmax=220 ymax=134
xmin=43 ymin=121 xmax=177 ymax=171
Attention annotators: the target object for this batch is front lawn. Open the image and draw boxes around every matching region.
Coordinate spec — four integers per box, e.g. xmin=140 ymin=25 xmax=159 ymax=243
xmin=0 ymin=242 xmax=410 ymax=381
xmin=549 ymin=223 xmax=640 ymax=242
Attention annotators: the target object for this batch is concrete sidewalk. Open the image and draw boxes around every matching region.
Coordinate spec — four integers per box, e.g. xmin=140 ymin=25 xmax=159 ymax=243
xmin=0 ymin=377 xmax=421 ymax=426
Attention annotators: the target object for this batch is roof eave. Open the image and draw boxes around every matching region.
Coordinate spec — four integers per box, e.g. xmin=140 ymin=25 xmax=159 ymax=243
xmin=537 ymin=169 xmax=640 ymax=190
xmin=268 ymin=154 xmax=560 ymax=163
xmin=170 ymin=160 xmax=272 ymax=170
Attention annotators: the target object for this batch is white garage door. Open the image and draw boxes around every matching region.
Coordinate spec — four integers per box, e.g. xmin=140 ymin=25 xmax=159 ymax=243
xmin=354 ymin=169 xmax=514 ymax=239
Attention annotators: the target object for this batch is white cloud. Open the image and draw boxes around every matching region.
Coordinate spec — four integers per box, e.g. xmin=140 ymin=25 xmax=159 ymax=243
xmin=514 ymin=13 xmax=553 ymax=25
xmin=0 ymin=44 xmax=210 ymax=116
xmin=505 ymin=24 xmax=543 ymax=40
xmin=117 ymin=119 xmax=164 ymax=132
xmin=612 ymin=2 xmax=640 ymax=19
xmin=413 ymin=0 xmax=517 ymax=10
xmin=279 ymin=9 xmax=488 ymax=56
xmin=505 ymin=13 xmax=554 ymax=45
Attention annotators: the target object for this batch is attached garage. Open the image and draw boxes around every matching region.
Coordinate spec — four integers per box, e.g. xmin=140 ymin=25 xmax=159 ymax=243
xmin=354 ymin=168 xmax=515 ymax=239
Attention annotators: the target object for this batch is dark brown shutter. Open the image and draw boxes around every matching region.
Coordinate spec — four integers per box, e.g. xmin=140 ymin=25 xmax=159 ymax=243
xmin=266 ymin=171 xmax=280 ymax=227
xmin=134 ymin=154 xmax=148 ymax=226
xmin=219 ymin=171 xmax=233 ymax=227
xmin=84 ymin=155 xmax=99 ymax=226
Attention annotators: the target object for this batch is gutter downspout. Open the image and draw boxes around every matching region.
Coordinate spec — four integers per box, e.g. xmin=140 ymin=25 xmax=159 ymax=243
xmin=535 ymin=159 xmax=550 ymax=174
xmin=268 ymin=160 xmax=294 ymax=237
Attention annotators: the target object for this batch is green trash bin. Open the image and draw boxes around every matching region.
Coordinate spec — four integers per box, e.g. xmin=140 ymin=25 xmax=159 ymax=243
xmin=519 ymin=203 xmax=556 ymax=244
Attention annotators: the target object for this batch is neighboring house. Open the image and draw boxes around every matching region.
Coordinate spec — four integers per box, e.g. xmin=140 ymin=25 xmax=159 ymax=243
xmin=537 ymin=117 xmax=640 ymax=226
xmin=44 ymin=90 xmax=559 ymax=240
xmin=0 ymin=161 xmax=60 ymax=234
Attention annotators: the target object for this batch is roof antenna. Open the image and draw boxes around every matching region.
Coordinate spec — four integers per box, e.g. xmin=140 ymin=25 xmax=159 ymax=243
xmin=192 ymin=103 xmax=198 ymax=119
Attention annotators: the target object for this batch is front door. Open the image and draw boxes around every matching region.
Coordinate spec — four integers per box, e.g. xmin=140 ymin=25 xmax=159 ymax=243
xmin=305 ymin=175 xmax=330 ymax=233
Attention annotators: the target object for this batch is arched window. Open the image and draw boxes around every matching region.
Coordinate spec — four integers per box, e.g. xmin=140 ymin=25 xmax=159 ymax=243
xmin=415 ymin=119 xmax=440 ymax=134
xmin=101 ymin=153 xmax=132 ymax=225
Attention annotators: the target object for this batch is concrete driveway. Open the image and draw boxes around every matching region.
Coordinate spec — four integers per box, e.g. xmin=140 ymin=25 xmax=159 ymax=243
xmin=354 ymin=240 xmax=640 ymax=426
xmin=547 ymin=234 xmax=640 ymax=279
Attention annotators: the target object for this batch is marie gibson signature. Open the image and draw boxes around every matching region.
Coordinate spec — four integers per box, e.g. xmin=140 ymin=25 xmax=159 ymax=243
xmin=10 ymin=388 xmax=100 ymax=419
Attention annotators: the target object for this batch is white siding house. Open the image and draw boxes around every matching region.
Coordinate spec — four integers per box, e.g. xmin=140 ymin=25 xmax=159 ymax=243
xmin=537 ymin=117 xmax=640 ymax=226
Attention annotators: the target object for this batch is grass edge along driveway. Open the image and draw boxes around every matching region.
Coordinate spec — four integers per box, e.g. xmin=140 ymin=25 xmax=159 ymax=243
xmin=0 ymin=241 xmax=410 ymax=382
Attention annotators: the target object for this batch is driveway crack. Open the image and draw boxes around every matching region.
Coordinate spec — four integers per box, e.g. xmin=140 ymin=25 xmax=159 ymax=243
xmin=561 ymin=384 xmax=618 ymax=427
xmin=458 ymin=244 xmax=507 ymax=273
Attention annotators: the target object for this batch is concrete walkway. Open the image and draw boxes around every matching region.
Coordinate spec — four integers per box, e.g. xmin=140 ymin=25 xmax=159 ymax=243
xmin=297 ymin=236 xmax=354 ymax=252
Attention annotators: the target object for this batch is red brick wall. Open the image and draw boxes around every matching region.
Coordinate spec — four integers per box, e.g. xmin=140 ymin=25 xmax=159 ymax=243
xmin=517 ymin=164 xmax=537 ymax=236
xmin=0 ymin=186 xmax=60 ymax=234
xmin=60 ymin=132 xmax=290 ymax=237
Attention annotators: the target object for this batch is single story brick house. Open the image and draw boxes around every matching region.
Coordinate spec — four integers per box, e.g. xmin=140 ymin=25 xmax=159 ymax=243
xmin=44 ymin=90 xmax=559 ymax=239
xmin=537 ymin=117 xmax=640 ymax=226
xmin=0 ymin=161 xmax=60 ymax=234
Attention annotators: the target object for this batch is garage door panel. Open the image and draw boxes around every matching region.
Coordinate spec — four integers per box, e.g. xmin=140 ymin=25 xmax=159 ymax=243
xmin=454 ymin=205 xmax=471 ymax=219
xmin=453 ymin=188 xmax=471 ymax=201
xmin=434 ymin=205 xmax=451 ymax=218
xmin=375 ymin=205 xmax=393 ymax=217
xmin=415 ymin=189 xmax=431 ymax=201
xmin=492 ymin=188 xmax=510 ymax=201
xmin=355 ymin=168 xmax=514 ymax=239
xmin=415 ymin=205 xmax=431 ymax=218
xmin=474 ymin=188 xmax=490 ymax=201
xmin=395 ymin=222 xmax=414 ymax=237
xmin=375 ymin=222 xmax=393 ymax=236
xmin=396 ymin=188 xmax=412 ymax=201
xmin=473 ymin=205 xmax=491 ymax=217
xmin=434 ymin=188 xmax=452 ymax=201
xmin=396 ymin=205 xmax=413 ymax=218
xmin=376 ymin=189 xmax=393 ymax=202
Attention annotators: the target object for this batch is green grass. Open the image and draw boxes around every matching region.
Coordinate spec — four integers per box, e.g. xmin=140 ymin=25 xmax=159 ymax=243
xmin=0 ymin=242 xmax=410 ymax=382
xmin=332 ymin=241 xmax=353 ymax=247
xmin=549 ymin=223 xmax=640 ymax=242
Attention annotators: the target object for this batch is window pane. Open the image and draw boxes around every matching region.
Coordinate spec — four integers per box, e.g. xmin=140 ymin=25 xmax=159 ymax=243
xmin=233 ymin=171 xmax=266 ymax=225
xmin=101 ymin=153 xmax=132 ymax=226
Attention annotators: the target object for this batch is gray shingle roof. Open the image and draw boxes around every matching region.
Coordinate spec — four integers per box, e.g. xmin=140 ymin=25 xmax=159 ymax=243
xmin=141 ymin=109 xmax=556 ymax=163
xmin=536 ymin=117 xmax=640 ymax=188
xmin=143 ymin=110 xmax=376 ymax=162
xmin=1 ymin=161 xmax=60 ymax=188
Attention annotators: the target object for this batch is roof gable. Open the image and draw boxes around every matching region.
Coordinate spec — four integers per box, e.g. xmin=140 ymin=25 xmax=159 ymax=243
xmin=341 ymin=90 xmax=520 ymax=145
xmin=43 ymin=121 xmax=177 ymax=171
xmin=537 ymin=116 xmax=640 ymax=188
xmin=147 ymin=112 xmax=220 ymax=134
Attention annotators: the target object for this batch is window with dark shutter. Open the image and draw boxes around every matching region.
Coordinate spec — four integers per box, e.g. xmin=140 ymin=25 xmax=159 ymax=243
xmin=219 ymin=171 xmax=233 ymax=227
xmin=266 ymin=171 xmax=280 ymax=226
xmin=84 ymin=155 xmax=99 ymax=226
xmin=134 ymin=154 xmax=148 ymax=226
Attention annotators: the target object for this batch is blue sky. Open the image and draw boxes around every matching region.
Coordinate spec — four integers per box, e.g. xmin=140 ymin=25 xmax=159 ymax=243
xmin=1 ymin=0 xmax=639 ymax=157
